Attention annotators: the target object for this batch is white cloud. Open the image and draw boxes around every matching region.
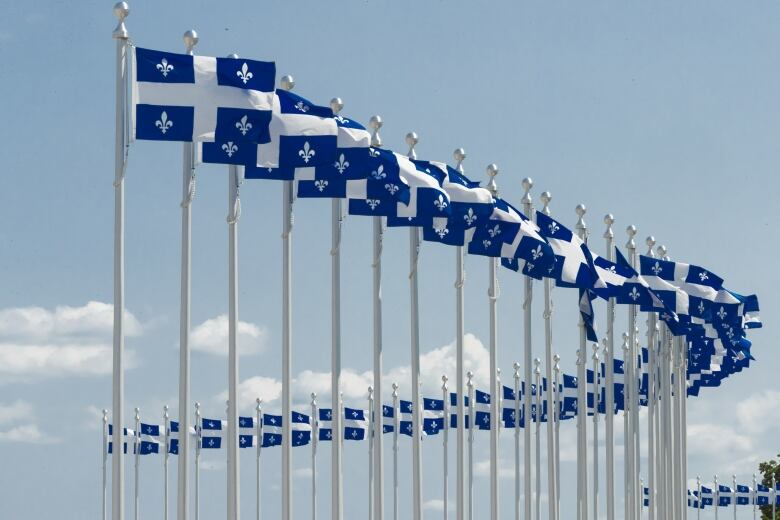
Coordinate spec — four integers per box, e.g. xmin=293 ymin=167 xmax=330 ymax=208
xmin=474 ymin=458 xmax=515 ymax=479
xmin=0 ymin=400 xmax=33 ymax=425
xmin=293 ymin=467 xmax=312 ymax=479
xmin=423 ymin=499 xmax=449 ymax=511
xmin=190 ymin=314 xmax=268 ymax=356
xmin=0 ymin=423 xmax=53 ymax=443
xmin=219 ymin=376 xmax=283 ymax=410
xmin=0 ymin=401 xmax=55 ymax=444
xmin=735 ymin=389 xmax=780 ymax=436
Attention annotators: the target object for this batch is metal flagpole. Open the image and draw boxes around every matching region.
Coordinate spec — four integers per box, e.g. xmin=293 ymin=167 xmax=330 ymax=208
xmin=406 ymin=131 xmax=422 ymax=520
xmin=592 ymin=345 xmax=600 ymax=520
xmin=658 ymin=245 xmax=673 ymax=520
xmin=278 ymin=75 xmax=296 ymax=520
xmin=553 ymin=354 xmax=561 ymax=520
xmin=575 ymin=204 xmax=589 ymax=520
xmin=540 ymin=192 xmax=556 ymax=520
xmin=368 ymin=115 xmax=385 ymax=520
xmin=733 ymin=475 xmax=737 ymax=520
xmin=195 ymin=403 xmax=201 ymax=520
xmin=443 ymin=375 xmax=450 ymax=520
xmin=714 ymin=475 xmax=719 ymax=520
xmin=111 ymin=5 xmax=129 ymax=519
xmin=625 ymin=224 xmax=638 ymax=520
xmin=696 ymin=476 xmax=701 ymax=520
xmin=682 ymin=341 xmax=689 ymax=520
xmin=256 ymin=399 xmax=262 ymax=520
xmin=176 ymin=27 xmax=199 ymax=520
xmin=392 ymin=383 xmax=399 ymax=520
xmin=753 ymin=473 xmax=757 ymax=520
xmin=453 ymin=147 xmax=467 ymax=520
xmin=603 ymin=214 xmax=616 ymax=520
xmin=513 ymin=362 xmax=521 ymax=520
xmin=633 ymin=331 xmax=642 ymax=520
xmin=312 ymin=394 xmax=318 ymax=520
xmin=369 ymin=386 xmax=375 ymax=520
xmin=467 ymin=371 xmax=475 ymax=520
xmin=644 ymin=237 xmax=657 ymax=520
xmin=486 ymin=163 xmax=500 ymax=520
xmin=535 ymin=360 xmax=542 ymax=520
xmin=164 ymin=405 xmax=170 ymax=520
xmin=522 ymin=178 xmax=535 ymax=520
xmin=103 ymin=409 xmax=109 ymax=520
xmin=772 ymin=475 xmax=776 ymax=520
xmin=329 ymin=97 xmax=345 ymax=520
xmin=134 ymin=408 xmax=140 ymax=520
xmin=673 ymin=336 xmax=683 ymax=520
xmin=621 ymin=332 xmax=631 ymax=520
xmin=640 ymin=478 xmax=644 ymax=519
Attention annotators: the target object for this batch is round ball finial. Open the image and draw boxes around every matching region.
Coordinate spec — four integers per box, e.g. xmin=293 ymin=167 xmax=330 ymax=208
xmin=280 ymin=75 xmax=295 ymax=91
xmin=227 ymin=53 xmax=239 ymax=60
xmin=183 ymin=30 xmax=199 ymax=52
xmin=369 ymin=115 xmax=383 ymax=130
xmin=657 ymin=244 xmax=668 ymax=258
xmin=604 ymin=214 xmax=614 ymax=225
xmin=392 ymin=381 xmax=398 ymax=390
xmin=540 ymin=191 xmax=552 ymax=205
xmin=486 ymin=164 xmax=499 ymax=195
xmin=575 ymin=204 xmax=587 ymax=217
xmin=330 ymin=97 xmax=343 ymax=115
xmin=626 ymin=225 xmax=637 ymax=237
xmin=442 ymin=374 xmax=448 ymax=383
xmin=405 ymin=132 xmax=419 ymax=147
xmin=486 ymin=164 xmax=499 ymax=178
xmin=453 ymin=148 xmax=466 ymax=163
xmin=114 ymin=2 xmax=130 ymax=20
xmin=311 ymin=392 xmax=317 ymax=399
xmin=646 ymin=235 xmax=656 ymax=247
xmin=553 ymin=354 xmax=561 ymax=363
xmin=522 ymin=177 xmax=534 ymax=193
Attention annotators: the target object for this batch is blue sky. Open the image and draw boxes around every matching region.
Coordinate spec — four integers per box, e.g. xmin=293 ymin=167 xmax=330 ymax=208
xmin=0 ymin=1 xmax=777 ymax=518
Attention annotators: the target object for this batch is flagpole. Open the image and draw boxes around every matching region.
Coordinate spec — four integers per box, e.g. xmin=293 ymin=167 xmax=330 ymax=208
xmin=696 ymin=476 xmax=700 ymax=520
xmin=329 ymin=97 xmax=345 ymax=520
xmin=772 ymin=475 xmax=776 ymax=520
xmin=733 ymin=475 xmax=737 ymax=520
xmin=644 ymin=237 xmax=657 ymax=520
xmin=311 ymin=393 xmax=318 ymax=520
xmin=369 ymin=386 xmax=375 ymax=520
xmin=368 ymin=115 xmax=385 ymax=520
xmin=534 ymin=359 xmax=542 ymax=520
xmin=522 ymin=178 xmax=535 ymax=520
xmin=592 ymin=345 xmax=600 ymax=520
xmin=486 ymin=163 xmax=500 ymax=520
xmin=621 ymin=332 xmax=631 ymax=520
xmin=103 ymin=409 xmax=109 ymax=520
xmin=111 ymin=5 xmax=129 ymax=519
xmin=540 ymin=192 xmax=556 ymax=520
xmin=443 ymin=375 xmax=450 ymax=520
xmin=467 ymin=371 xmax=475 ymax=520
xmin=753 ymin=473 xmax=757 ymax=520
xmin=673 ymin=336 xmax=683 ymax=520
xmin=575 ymin=204 xmax=589 ymax=520
xmin=633 ymin=330 xmax=642 ymax=520
xmin=602 ymin=214 xmax=616 ymax=520
xmin=553 ymin=354 xmax=561 ymax=520
xmin=682 ymin=342 xmax=689 ymax=520
xmin=513 ymin=362 xmax=521 ymax=520
xmin=658 ymin=244 xmax=673 ymax=520
xmin=392 ymin=382 xmax=399 ymax=520
xmin=164 ymin=405 xmax=170 ymax=520
xmin=256 ymin=399 xmax=262 ymax=520
xmin=195 ymin=402 xmax=201 ymax=520
xmin=278 ymin=73 xmax=296 ymax=520
xmin=453 ymin=147 xmax=468 ymax=520
xmin=134 ymin=408 xmax=140 ymax=520
xmin=406 ymin=131 xmax=423 ymax=520
xmin=714 ymin=475 xmax=719 ymax=520
xmin=625 ymin=224 xmax=638 ymax=520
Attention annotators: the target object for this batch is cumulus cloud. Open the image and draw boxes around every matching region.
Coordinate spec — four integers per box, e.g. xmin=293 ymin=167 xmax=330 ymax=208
xmin=190 ymin=314 xmax=268 ymax=356
xmin=0 ymin=401 xmax=55 ymax=444
xmin=474 ymin=458 xmax=515 ymax=479
xmin=219 ymin=376 xmax=283 ymax=410
xmin=0 ymin=400 xmax=33 ymax=425
xmin=0 ymin=301 xmax=141 ymax=381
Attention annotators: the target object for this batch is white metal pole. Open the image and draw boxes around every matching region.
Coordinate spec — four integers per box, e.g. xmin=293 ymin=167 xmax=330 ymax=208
xmin=625 ymin=224 xmax=638 ymax=520
xmin=103 ymin=409 xmax=109 ymax=520
xmin=177 ymin=28 xmax=198 ymax=520
xmin=621 ymin=332 xmax=631 ymax=520
xmin=553 ymin=355 xmax=561 ymax=520
xmin=673 ymin=337 xmax=683 ymax=520
xmin=111 ymin=5 xmax=129 ymax=519
xmin=443 ymin=375 xmax=450 ymax=520
xmin=406 ymin=131 xmax=422 ymax=520
xmin=540 ymin=192 xmax=556 ymax=520
xmin=575 ymin=204 xmax=589 ymax=520
xmin=256 ymin=399 xmax=262 ymax=520
xmin=733 ymin=476 xmax=737 ymax=520
xmin=369 ymin=386 xmax=375 ymax=520
xmin=522 ymin=178 xmax=535 ymax=520
xmin=714 ymin=475 xmax=719 ymax=520
xmin=312 ymin=394 xmax=318 ymax=520
xmin=603 ymin=214 xmax=616 ymax=520
xmin=513 ymin=362 xmax=521 ymax=520
xmin=696 ymin=476 xmax=701 ymax=520
xmin=486 ymin=163 xmax=500 ymax=520
xmin=467 ymin=371 xmax=475 ymax=520
xmin=772 ymin=475 xmax=776 ymax=520
xmin=592 ymin=345 xmax=600 ymax=520
xmin=682 ymin=342 xmax=689 ymax=520
xmin=453 ymin=148 xmax=467 ymax=520
xmin=535 ymin=360 xmax=542 ymax=520
xmin=658 ymin=245 xmax=673 ymax=520
xmin=195 ymin=403 xmax=201 ymax=520
xmin=134 ymin=408 xmax=140 ymax=520
xmin=753 ymin=474 xmax=757 ymax=520
xmin=634 ymin=331 xmax=642 ymax=520
xmin=644 ymin=237 xmax=657 ymax=520
xmin=164 ymin=405 xmax=170 ymax=520
xmin=329 ymin=98 xmax=345 ymax=520
xmin=392 ymin=383 xmax=399 ymax=520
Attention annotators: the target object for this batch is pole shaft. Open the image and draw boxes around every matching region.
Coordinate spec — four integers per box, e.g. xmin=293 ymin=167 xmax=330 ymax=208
xmin=410 ymin=227 xmax=422 ymax=520
xmin=135 ymin=411 xmax=140 ymax=520
xmin=331 ymin=199 xmax=343 ymax=520
xmin=312 ymin=400 xmax=318 ymax=520
xmin=456 ymin=246 xmax=466 ymax=520
xmin=524 ymin=272 xmax=533 ymax=520
xmin=515 ymin=370 xmax=521 ymax=520
xmin=443 ymin=382 xmax=449 ymax=520
xmin=374 ymin=217 xmax=385 ymax=520
xmin=489 ymin=255 xmax=499 ymax=520
xmin=282 ymin=181 xmax=293 ymax=520
xmin=604 ymin=233 xmax=615 ymax=520
xmin=256 ymin=405 xmax=262 ymax=520
xmin=593 ymin=356 xmax=600 ymax=520
xmin=468 ymin=379 xmax=475 ymax=520
xmin=393 ymin=389 xmax=399 ymax=520
xmin=535 ymin=370 xmax=542 ymax=520
xmin=195 ymin=406 xmax=200 ymax=520
xmin=227 ymin=165 xmax=241 ymax=520
xmin=544 ymin=277 xmax=556 ymax=520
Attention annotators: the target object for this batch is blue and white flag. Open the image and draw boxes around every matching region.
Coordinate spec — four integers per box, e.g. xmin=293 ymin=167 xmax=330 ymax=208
xmin=200 ymin=417 xmax=224 ymax=449
xmin=718 ymin=485 xmax=733 ymax=506
xmin=700 ymin=486 xmax=714 ymax=507
xmin=399 ymin=400 xmax=414 ymax=437
xmin=735 ymin=484 xmax=751 ymax=505
xmin=344 ymin=407 xmax=368 ymax=441
xmin=535 ymin=211 xmax=598 ymax=288
xmin=238 ymin=416 xmax=255 ymax=449
xmin=107 ymin=425 xmax=135 ymax=454
xmin=382 ymin=404 xmax=395 ymax=434
xmin=318 ymin=408 xmax=333 ymax=441
xmin=474 ymin=390 xmax=491 ymax=430
xmin=643 ymin=486 xmax=650 ymax=507
xmin=561 ymin=374 xmax=578 ymax=419
xmin=139 ymin=422 xmax=161 ymax=455
xmin=422 ymin=398 xmax=445 ymax=436
xmin=346 ymin=147 xmax=413 ymax=217
xmin=501 ymin=385 xmax=519 ymax=428
xmin=132 ymin=48 xmax=275 ymax=143
xmin=385 ymin=156 xmax=452 ymax=227
xmin=291 ymin=412 xmax=312 ymax=447
xmin=167 ymin=421 xmax=195 ymax=455
xmin=449 ymin=393 xmax=470 ymax=429
xmin=755 ymin=484 xmax=771 ymax=505
xmin=262 ymin=414 xmax=282 ymax=447
xmin=688 ymin=489 xmax=700 ymax=509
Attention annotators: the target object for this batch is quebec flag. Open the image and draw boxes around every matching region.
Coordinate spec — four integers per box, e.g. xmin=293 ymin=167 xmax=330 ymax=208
xmin=318 ymin=408 xmax=333 ymax=441
xmin=344 ymin=408 xmax=368 ymax=441
xmin=132 ymin=47 xmax=275 ymax=143
xmin=262 ymin=414 xmax=282 ymax=448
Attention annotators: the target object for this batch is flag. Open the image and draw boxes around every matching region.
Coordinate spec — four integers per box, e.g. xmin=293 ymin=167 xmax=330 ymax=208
xmin=107 ymin=425 xmax=135 ymax=454
xmin=736 ymin=484 xmax=751 ymax=505
xmin=687 ymin=489 xmax=699 ymax=508
xmin=579 ymin=288 xmax=598 ymax=342
xmin=643 ymin=486 xmax=650 ymax=507
xmin=399 ymin=400 xmax=414 ymax=437
xmin=700 ymin=486 xmax=714 ymax=507
xmin=382 ymin=404 xmax=395 ymax=434
xmin=501 ymin=385 xmax=519 ymax=428
xmin=138 ymin=422 xmax=161 ymax=455
xmin=346 ymin=147 xmax=413 ymax=217
xmin=561 ymin=374 xmax=578 ymax=419
xmin=422 ymin=398 xmax=445 ymax=435
xmin=386 ymin=156 xmax=452 ymax=227
xmin=239 ymin=416 xmax=255 ymax=449
xmin=474 ymin=390 xmax=491 ymax=430
xmin=291 ymin=412 xmax=312 ymax=447
xmin=344 ymin=407 xmax=368 ymax=441
xmin=535 ymin=211 xmax=597 ymax=288
xmin=262 ymin=414 xmax=282 ymax=447
xmin=167 ymin=420 xmax=195 ymax=455
xmin=200 ymin=417 xmax=224 ymax=449
xmin=132 ymin=48 xmax=275 ymax=143
xmin=449 ymin=393 xmax=470 ymax=429
xmin=718 ymin=485 xmax=732 ymax=506
xmin=318 ymin=408 xmax=333 ymax=441
xmin=755 ymin=483 xmax=770 ymax=505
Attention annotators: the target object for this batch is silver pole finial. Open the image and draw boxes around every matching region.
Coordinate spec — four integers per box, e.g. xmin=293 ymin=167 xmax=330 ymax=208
xmin=576 ymin=204 xmax=587 ymax=234
xmin=540 ymin=191 xmax=552 ymax=216
xmin=330 ymin=98 xmax=344 ymax=115
xmin=256 ymin=398 xmax=262 ymax=411
xmin=603 ymin=214 xmax=615 ymax=239
xmin=657 ymin=244 xmax=668 ymax=260
xmin=405 ymin=132 xmax=419 ymax=159
xmin=369 ymin=116 xmax=383 ymax=148
xmin=513 ymin=361 xmax=521 ymax=379
xmin=453 ymin=148 xmax=466 ymax=173
xmin=112 ymin=2 xmax=130 ymax=39
xmin=592 ymin=343 xmax=600 ymax=361
xmin=521 ymin=178 xmax=534 ymax=206
xmin=553 ymin=354 xmax=561 ymax=364
xmin=626 ymin=225 xmax=637 ymax=250
xmin=279 ymin=75 xmax=295 ymax=91
xmin=645 ymin=236 xmax=656 ymax=256
xmin=392 ymin=382 xmax=399 ymax=396
xmin=183 ymin=30 xmax=199 ymax=53
xmin=486 ymin=164 xmax=499 ymax=196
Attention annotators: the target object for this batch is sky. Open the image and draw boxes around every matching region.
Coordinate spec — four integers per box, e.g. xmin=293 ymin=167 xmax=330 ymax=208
xmin=0 ymin=0 xmax=778 ymax=518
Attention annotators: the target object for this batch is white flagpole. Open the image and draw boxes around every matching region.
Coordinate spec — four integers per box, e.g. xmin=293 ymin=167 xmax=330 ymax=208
xmin=164 ymin=405 xmax=170 ymax=520
xmin=369 ymin=386 xmax=375 ymax=520
xmin=256 ymin=399 xmax=262 ymax=520
xmin=406 ymin=131 xmax=422 ymax=520
xmin=513 ymin=362 xmax=521 ymax=520
xmin=540 ymin=193 xmax=556 ymax=520
xmin=644 ymin=237 xmax=657 ymax=520
xmin=714 ymin=475 xmax=719 ymax=520
xmin=134 ymin=407 xmax=140 ymax=520
xmin=682 ymin=342 xmax=689 ymax=520
xmin=621 ymin=332 xmax=631 ymax=520
xmin=625 ymin=224 xmax=638 ymax=520
xmin=753 ymin=473 xmax=757 ymax=520
xmin=103 ymin=409 xmax=109 ymax=520
xmin=485 ymin=163 xmax=500 ymax=520
xmin=659 ymin=245 xmax=674 ymax=520
xmin=732 ymin=475 xmax=737 ymax=520
xmin=575 ymin=204 xmax=589 ymax=520
xmin=329 ymin=97 xmax=345 ymax=520
xmin=195 ymin=402 xmax=201 ymax=520
xmin=553 ymin=354 xmax=561 ymax=520
xmin=453 ymin=148 xmax=467 ymax=520
xmin=368 ymin=116 xmax=385 ymax=520
xmin=696 ymin=476 xmax=701 ymax=520
xmin=111 ymin=5 xmax=129 ymax=519
xmin=633 ymin=331 xmax=642 ymax=520
xmin=592 ymin=345 xmax=600 ymax=520
xmin=279 ymin=74 xmax=295 ymax=520
xmin=392 ymin=382 xmax=399 ymax=520
xmin=521 ymin=178 xmax=535 ymax=520
xmin=772 ymin=475 xmax=776 ymax=520
xmin=673 ymin=336 xmax=683 ymax=520
xmin=467 ymin=371 xmax=475 ymax=520
xmin=177 ymin=28 xmax=198 ymax=520
xmin=603 ymin=214 xmax=616 ymax=520
xmin=534 ymin=359 xmax=542 ymax=520
xmin=443 ymin=375 xmax=450 ymax=520
xmin=311 ymin=393 xmax=318 ymax=520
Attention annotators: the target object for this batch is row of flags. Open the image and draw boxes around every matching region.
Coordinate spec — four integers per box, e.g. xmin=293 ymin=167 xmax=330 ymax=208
xmin=640 ymin=484 xmax=780 ymax=508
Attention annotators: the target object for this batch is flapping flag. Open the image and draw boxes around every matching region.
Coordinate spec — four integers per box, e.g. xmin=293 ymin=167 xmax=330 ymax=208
xmin=107 ymin=425 xmax=135 ymax=454
xmin=718 ymin=485 xmax=733 ymax=506
xmin=291 ymin=412 xmax=312 ymax=447
xmin=200 ymin=417 xmax=224 ymax=449
xmin=138 ymin=422 xmax=161 ymax=454
xmin=262 ymin=414 xmax=282 ymax=447
xmin=422 ymin=398 xmax=445 ymax=436
xmin=318 ymin=408 xmax=333 ymax=441
xmin=399 ymin=400 xmax=414 ymax=437
xmin=382 ymin=404 xmax=395 ymax=434
xmin=535 ymin=211 xmax=597 ymax=288
xmin=386 ymin=157 xmax=452 ymax=227
xmin=238 ymin=416 xmax=255 ymax=448
xmin=474 ymin=390 xmax=491 ymax=430
xmin=344 ymin=408 xmax=368 ymax=441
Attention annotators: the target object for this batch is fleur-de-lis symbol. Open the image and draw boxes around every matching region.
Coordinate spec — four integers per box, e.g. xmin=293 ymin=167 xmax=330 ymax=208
xmin=325 ymin=411 xmax=332 ymax=419
xmin=434 ymin=225 xmax=449 ymax=239
xmin=698 ymin=271 xmax=709 ymax=282
xmin=526 ymin=262 xmax=535 ymax=271
xmin=222 ymin=141 xmax=238 ymax=157
xmin=351 ymin=430 xmax=357 ymax=438
xmin=334 ymin=153 xmax=349 ymax=174
xmin=651 ymin=261 xmax=663 ymax=276
xmin=334 ymin=115 xmax=349 ymax=125
xmin=434 ymin=194 xmax=448 ymax=212
xmin=325 ymin=431 xmax=332 ymax=439
xmin=298 ymin=141 xmax=315 ymax=163
xmin=716 ymin=306 xmax=727 ymax=320
xmin=726 ymin=328 xmax=735 ymax=339
xmin=482 ymin=239 xmax=492 ymax=249
xmin=155 ymin=111 xmax=173 ymax=134
xmin=156 ymin=58 xmax=174 ymax=77
xmin=607 ymin=265 xmax=617 ymax=274
xmin=366 ymin=199 xmax=380 ymax=210
xmin=240 ymin=437 xmax=246 ymax=445
xmin=464 ymin=208 xmax=477 ymax=226
xmin=235 ymin=115 xmax=253 ymax=136
xmin=385 ymin=183 xmax=399 ymax=195
xmin=236 ymin=62 xmax=253 ymax=84
xmin=531 ymin=245 xmax=544 ymax=261
xmin=314 ymin=180 xmax=328 ymax=192
xmin=628 ymin=287 xmax=641 ymax=301
xmin=488 ymin=224 xmax=501 ymax=238
xmin=368 ymin=147 xmax=380 ymax=158
xmin=548 ymin=221 xmax=560 ymax=235
xmin=697 ymin=301 xmax=705 ymax=315
xmin=371 ymin=165 xmax=386 ymax=180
